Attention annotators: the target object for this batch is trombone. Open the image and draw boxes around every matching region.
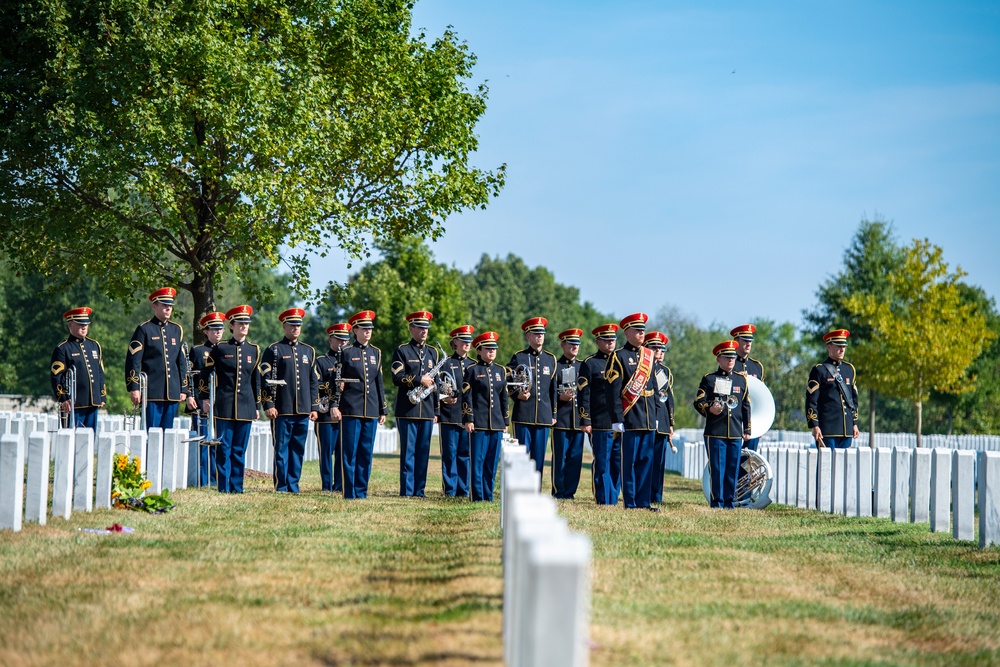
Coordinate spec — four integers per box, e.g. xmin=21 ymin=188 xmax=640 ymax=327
xmin=60 ymin=367 xmax=77 ymax=429
xmin=124 ymin=372 xmax=148 ymax=431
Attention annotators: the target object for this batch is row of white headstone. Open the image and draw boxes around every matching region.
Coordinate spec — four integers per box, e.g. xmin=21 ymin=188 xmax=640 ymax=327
xmin=0 ymin=427 xmax=208 ymax=531
xmin=667 ymin=440 xmax=1000 ymax=548
xmin=501 ymin=439 xmax=591 ymax=667
xmin=672 ymin=427 xmax=1000 ymax=451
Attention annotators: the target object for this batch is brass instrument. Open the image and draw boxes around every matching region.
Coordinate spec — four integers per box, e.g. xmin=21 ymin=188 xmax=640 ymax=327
xmin=406 ymin=343 xmax=449 ymax=405
xmin=60 ymin=367 xmax=77 ymax=429
xmin=556 ymin=365 xmax=577 ymax=398
xmin=701 ymin=447 xmax=773 ymax=510
xmin=712 ymin=394 xmax=740 ymax=411
xmin=124 ymin=372 xmax=148 ymax=431
xmin=436 ymin=372 xmax=458 ymax=400
xmin=506 ymin=364 xmax=533 ymax=392
xmin=317 ymin=361 xmax=359 ymax=413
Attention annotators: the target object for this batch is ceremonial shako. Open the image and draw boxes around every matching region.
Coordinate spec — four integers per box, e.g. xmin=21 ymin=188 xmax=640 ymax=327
xmin=644 ymin=331 xmax=668 ymax=348
xmin=349 ymin=310 xmax=376 ymax=328
xmin=521 ymin=317 xmax=547 ymax=333
xmin=823 ymin=328 xmax=850 ymax=345
xmin=558 ymin=328 xmax=583 ymax=345
xmin=713 ymin=340 xmax=738 ymax=357
xmin=63 ymin=307 xmax=92 ymax=324
xmin=326 ymin=323 xmax=351 ymax=341
xmin=619 ymin=312 xmax=648 ymax=331
xmin=730 ymin=324 xmax=756 ymax=341
xmin=148 ymin=287 xmax=177 ymax=305
xmin=278 ymin=308 xmax=305 ymax=325
xmin=199 ymin=312 xmax=226 ymax=330
xmin=592 ymin=323 xmax=619 ymax=340
xmin=406 ymin=311 xmax=433 ymax=328
xmin=473 ymin=331 xmax=499 ymax=348
xmin=226 ymin=305 xmax=253 ymax=322
xmin=450 ymin=325 xmax=475 ymax=342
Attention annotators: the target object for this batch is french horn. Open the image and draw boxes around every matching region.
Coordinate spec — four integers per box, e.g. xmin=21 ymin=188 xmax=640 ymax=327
xmin=506 ymin=364 xmax=533 ymax=392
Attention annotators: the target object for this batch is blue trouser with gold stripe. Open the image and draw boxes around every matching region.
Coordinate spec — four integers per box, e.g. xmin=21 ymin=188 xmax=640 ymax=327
xmin=590 ymin=430 xmax=621 ymax=505
xmin=215 ymin=419 xmax=251 ymax=493
xmin=273 ymin=415 xmax=309 ymax=493
xmin=551 ymin=429 xmax=584 ymax=499
xmin=398 ymin=418 xmax=433 ymax=497
xmin=621 ymin=429 xmax=654 ymax=508
xmin=341 ymin=417 xmax=377 ymax=499
xmin=471 ymin=430 xmax=502 ymax=502
xmin=707 ymin=437 xmax=742 ymax=508
xmin=651 ymin=432 xmax=668 ymax=503
xmin=317 ymin=421 xmax=342 ymax=492
xmin=440 ymin=423 xmax=469 ymax=497
xmin=515 ymin=423 xmax=550 ymax=475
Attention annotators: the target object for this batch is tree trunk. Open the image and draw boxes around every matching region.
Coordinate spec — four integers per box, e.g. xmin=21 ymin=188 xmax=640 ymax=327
xmin=868 ymin=388 xmax=876 ymax=449
xmin=188 ymin=270 xmax=217 ymax=342
xmin=915 ymin=399 xmax=923 ymax=448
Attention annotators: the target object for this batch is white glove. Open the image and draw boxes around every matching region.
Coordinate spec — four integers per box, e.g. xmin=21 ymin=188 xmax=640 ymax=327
xmin=612 ymin=423 xmax=624 ymax=433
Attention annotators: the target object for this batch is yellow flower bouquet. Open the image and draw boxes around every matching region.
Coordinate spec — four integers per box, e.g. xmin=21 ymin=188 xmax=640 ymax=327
xmin=110 ymin=454 xmax=174 ymax=513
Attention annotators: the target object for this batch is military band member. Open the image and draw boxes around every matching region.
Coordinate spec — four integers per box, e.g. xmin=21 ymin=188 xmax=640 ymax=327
xmin=126 ymin=287 xmax=190 ymax=429
xmin=508 ymin=317 xmax=558 ymax=475
xmin=315 ymin=323 xmax=352 ymax=493
xmin=644 ymin=331 xmax=675 ymax=504
xmin=462 ymin=331 xmax=509 ymax=502
xmin=806 ymin=329 xmax=860 ymax=448
xmin=731 ymin=324 xmax=764 ymax=451
xmin=50 ymin=307 xmax=106 ymax=430
xmin=187 ymin=311 xmax=226 ymax=486
xmin=339 ymin=310 xmax=387 ymax=500
xmin=605 ymin=313 xmax=659 ymax=511
xmin=261 ymin=308 xmax=320 ymax=494
xmin=578 ymin=323 xmax=621 ymax=505
xmin=439 ymin=325 xmax=476 ymax=497
xmin=551 ymin=328 xmax=585 ymax=499
xmin=695 ymin=340 xmax=752 ymax=509
xmin=200 ymin=305 xmax=261 ymax=494
xmin=391 ymin=311 xmax=440 ymax=498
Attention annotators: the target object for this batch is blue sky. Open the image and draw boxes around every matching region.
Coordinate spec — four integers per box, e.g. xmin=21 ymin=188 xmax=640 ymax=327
xmin=310 ymin=1 xmax=1000 ymax=329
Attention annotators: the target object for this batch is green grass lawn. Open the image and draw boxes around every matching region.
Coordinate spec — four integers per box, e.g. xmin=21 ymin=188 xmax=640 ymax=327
xmin=1 ymin=446 xmax=998 ymax=667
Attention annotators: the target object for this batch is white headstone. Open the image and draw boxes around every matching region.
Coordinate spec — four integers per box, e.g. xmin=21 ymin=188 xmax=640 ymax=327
xmin=0 ymin=435 xmax=26 ymax=531
xmin=24 ymin=431 xmax=51 ymax=525
xmin=978 ymin=451 xmax=1000 ymax=548
xmin=857 ymin=446 xmax=873 ymax=517
xmin=796 ymin=450 xmax=808 ymax=508
xmin=817 ymin=448 xmax=832 ymax=512
xmin=146 ymin=428 xmax=164 ymax=494
xmin=929 ymin=449 xmax=951 ymax=533
xmin=162 ymin=429 xmax=180 ymax=492
xmin=891 ymin=448 xmax=911 ymax=523
xmin=521 ymin=532 xmax=592 ymax=667
xmin=72 ymin=429 xmax=94 ymax=512
xmin=128 ymin=431 xmax=147 ymax=473
xmin=873 ymin=448 xmax=892 ymax=519
xmin=832 ymin=449 xmax=846 ymax=514
xmin=786 ymin=449 xmax=799 ymax=508
xmin=114 ymin=431 xmax=129 ymax=456
xmin=844 ymin=448 xmax=858 ymax=516
xmin=952 ymin=450 xmax=975 ymax=541
xmin=177 ymin=430 xmax=189 ymax=490
xmin=910 ymin=447 xmax=932 ymax=523
xmin=95 ymin=434 xmax=115 ymax=510
xmin=51 ymin=430 xmax=75 ymax=520
xmin=775 ymin=447 xmax=787 ymax=504
xmin=504 ymin=494 xmax=559 ymax=660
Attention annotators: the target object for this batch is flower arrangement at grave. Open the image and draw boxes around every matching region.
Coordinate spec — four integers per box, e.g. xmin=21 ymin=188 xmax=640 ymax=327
xmin=110 ymin=454 xmax=174 ymax=513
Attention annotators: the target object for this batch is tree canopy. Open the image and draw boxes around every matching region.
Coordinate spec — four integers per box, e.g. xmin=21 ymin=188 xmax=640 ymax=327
xmin=0 ymin=0 xmax=504 ymax=336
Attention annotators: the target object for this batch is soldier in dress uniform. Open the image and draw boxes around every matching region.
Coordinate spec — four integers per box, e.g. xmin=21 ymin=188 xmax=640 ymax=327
xmin=731 ymin=324 xmax=764 ymax=451
xmin=605 ymin=313 xmax=660 ymax=511
xmin=339 ymin=310 xmax=387 ymax=499
xmin=439 ymin=325 xmax=475 ymax=497
xmin=508 ymin=316 xmax=558 ymax=475
xmin=391 ymin=311 xmax=440 ymax=497
xmin=50 ymin=307 xmax=106 ymax=430
xmin=578 ymin=323 xmax=621 ymax=505
xmin=806 ymin=329 xmax=859 ymax=448
xmin=462 ymin=331 xmax=509 ymax=502
xmin=261 ymin=308 xmax=320 ymax=493
xmin=199 ymin=305 xmax=262 ymax=493
xmin=187 ymin=311 xmax=226 ymax=486
xmin=315 ymin=322 xmax=352 ymax=493
xmin=644 ymin=331 xmax=676 ymax=505
xmin=126 ymin=287 xmax=190 ymax=430
xmin=551 ymin=328 xmax=585 ymax=499
xmin=695 ymin=340 xmax=752 ymax=509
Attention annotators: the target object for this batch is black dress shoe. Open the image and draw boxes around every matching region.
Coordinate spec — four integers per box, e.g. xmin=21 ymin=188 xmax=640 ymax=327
xmin=647 ymin=506 xmax=661 ymax=513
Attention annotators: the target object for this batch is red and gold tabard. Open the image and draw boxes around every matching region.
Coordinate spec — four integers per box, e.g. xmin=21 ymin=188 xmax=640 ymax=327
xmin=622 ymin=346 xmax=655 ymax=415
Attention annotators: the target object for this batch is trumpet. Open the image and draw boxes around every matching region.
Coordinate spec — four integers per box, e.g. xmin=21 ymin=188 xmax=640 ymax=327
xmin=124 ymin=372 xmax=148 ymax=431
xmin=406 ymin=343 xmax=449 ymax=405
xmin=507 ymin=364 xmax=533 ymax=392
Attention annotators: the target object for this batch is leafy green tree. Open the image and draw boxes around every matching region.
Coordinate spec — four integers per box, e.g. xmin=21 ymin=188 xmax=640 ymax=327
xmin=845 ymin=239 xmax=996 ymax=446
xmin=804 ymin=217 xmax=904 ymax=438
xmin=0 ymin=0 xmax=504 ymax=337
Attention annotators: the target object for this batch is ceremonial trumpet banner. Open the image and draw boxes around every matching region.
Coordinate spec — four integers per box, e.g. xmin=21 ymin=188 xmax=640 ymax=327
xmin=701 ymin=376 xmax=775 ymax=509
